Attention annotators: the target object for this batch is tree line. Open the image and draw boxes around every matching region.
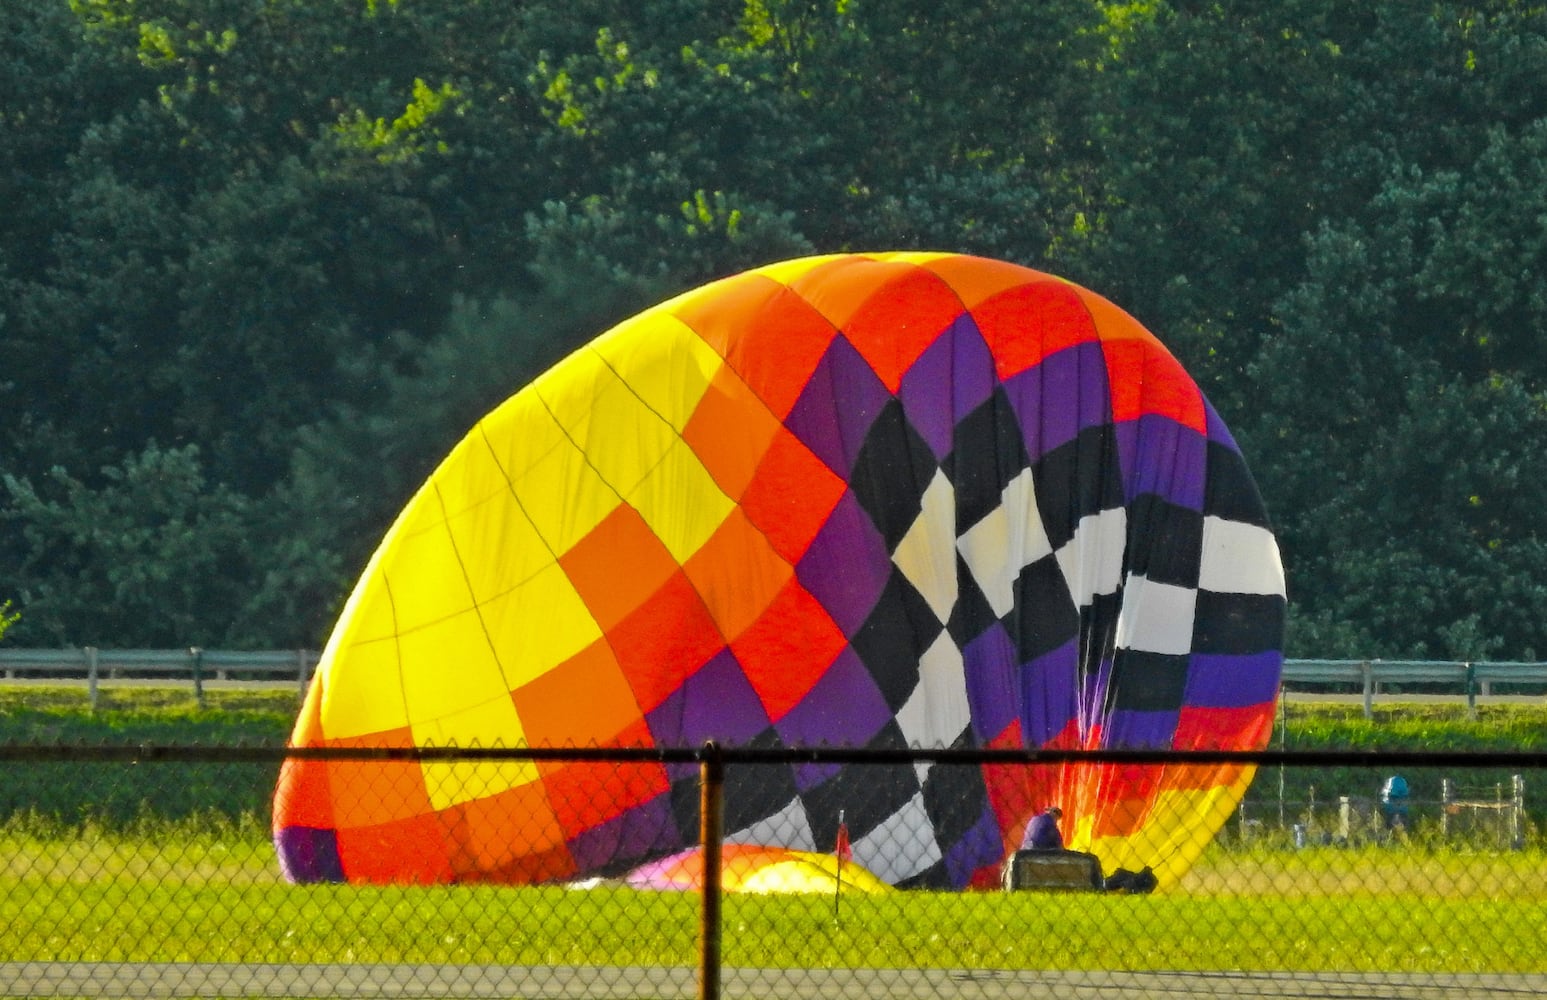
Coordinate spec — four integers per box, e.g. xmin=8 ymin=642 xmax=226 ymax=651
xmin=4 ymin=0 xmax=1546 ymax=658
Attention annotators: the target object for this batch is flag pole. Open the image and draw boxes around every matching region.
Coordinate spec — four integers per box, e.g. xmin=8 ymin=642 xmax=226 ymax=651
xmin=833 ymin=809 xmax=847 ymax=921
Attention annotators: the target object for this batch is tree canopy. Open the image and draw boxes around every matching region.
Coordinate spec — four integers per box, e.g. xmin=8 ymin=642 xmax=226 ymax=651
xmin=3 ymin=0 xmax=1545 ymax=658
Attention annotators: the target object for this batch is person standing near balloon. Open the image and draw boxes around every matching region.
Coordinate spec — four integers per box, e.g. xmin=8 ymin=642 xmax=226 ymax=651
xmin=1381 ymin=775 xmax=1410 ymax=837
xmin=1022 ymin=807 xmax=1065 ymax=851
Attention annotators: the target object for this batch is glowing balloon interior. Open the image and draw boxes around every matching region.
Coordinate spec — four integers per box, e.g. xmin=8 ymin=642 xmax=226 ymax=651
xmin=273 ymin=252 xmax=1285 ymax=889
xmin=624 ymin=845 xmax=893 ymax=895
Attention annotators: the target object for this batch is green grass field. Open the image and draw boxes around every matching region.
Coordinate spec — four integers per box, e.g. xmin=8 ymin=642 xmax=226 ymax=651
xmin=3 ymin=686 xmax=1545 ymax=974
xmin=4 ymin=816 xmax=1545 ymax=972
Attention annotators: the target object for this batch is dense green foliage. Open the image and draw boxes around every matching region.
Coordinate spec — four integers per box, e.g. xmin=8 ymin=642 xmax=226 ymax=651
xmin=3 ymin=1 xmax=1546 ymax=657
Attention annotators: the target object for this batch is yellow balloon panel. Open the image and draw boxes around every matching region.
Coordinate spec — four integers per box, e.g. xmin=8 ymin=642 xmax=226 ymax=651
xmin=591 ymin=311 xmax=723 ymax=433
xmin=428 ymin=423 xmax=524 ymax=523
xmin=544 ymin=367 xmax=680 ymax=499
xmin=509 ymin=433 xmax=622 ymax=557
xmin=326 ymin=569 xmax=401 ymax=649
xmin=477 ymin=386 xmax=573 ymax=485
xmin=379 ymin=521 xmax=477 ymax=636
xmin=379 ymin=470 xmax=457 ymax=542
xmin=398 ymin=610 xmax=511 ymax=727
xmin=740 ymin=857 xmax=893 ymax=895
xmin=535 ymin=347 xmax=622 ymax=438
xmin=443 ymin=488 xmax=553 ymax=606
xmin=415 ymin=697 xmax=540 ymax=810
xmin=625 ymin=437 xmax=736 ymax=565
xmin=871 ymin=250 xmax=959 ymax=268
xmin=750 ymin=253 xmax=852 ymax=286
xmin=317 ymin=636 xmax=411 ymax=741
xmin=479 ymin=561 xmax=603 ymax=691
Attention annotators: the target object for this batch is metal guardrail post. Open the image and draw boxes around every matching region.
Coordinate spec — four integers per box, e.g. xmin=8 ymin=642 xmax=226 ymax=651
xmin=1361 ymin=660 xmax=1373 ymax=719
xmin=296 ymin=649 xmax=310 ymax=700
xmin=1464 ymin=662 xmax=1477 ymax=720
xmin=189 ymin=647 xmax=205 ymax=710
xmin=85 ymin=647 xmax=99 ymax=712
xmin=699 ymin=741 xmax=724 ymax=1000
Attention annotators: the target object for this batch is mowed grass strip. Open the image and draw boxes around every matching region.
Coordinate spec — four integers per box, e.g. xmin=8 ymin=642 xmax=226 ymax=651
xmin=5 ymin=686 xmax=1547 ymax=830
xmin=3 ymin=823 xmax=1546 ymax=973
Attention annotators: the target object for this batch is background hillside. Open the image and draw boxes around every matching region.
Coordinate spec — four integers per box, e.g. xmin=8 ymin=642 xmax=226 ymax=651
xmin=4 ymin=1 xmax=1546 ymax=657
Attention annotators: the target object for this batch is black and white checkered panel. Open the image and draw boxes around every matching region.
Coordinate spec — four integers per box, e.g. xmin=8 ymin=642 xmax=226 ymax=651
xmin=1194 ymin=442 xmax=1287 ymax=659
xmin=1108 ymin=435 xmax=1285 ymax=724
xmin=956 ymin=419 xmax=1131 ymax=713
xmin=878 ymin=468 xmax=975 ymax=884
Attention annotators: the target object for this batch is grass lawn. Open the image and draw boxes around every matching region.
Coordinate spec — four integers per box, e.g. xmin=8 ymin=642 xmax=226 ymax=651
xmin=3 ymin=687 xmax=1545 ymax=975
xmin=3 ymin=818 xmax=1545 ymax=973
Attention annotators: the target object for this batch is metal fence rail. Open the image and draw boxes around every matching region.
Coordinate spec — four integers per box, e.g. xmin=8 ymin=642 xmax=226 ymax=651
xmin=1283 ymin=658 xmax=1547 ymax=717
xmin=0 ymin=647 xmax=318 ymax=707
xmin=3 ymin=650 xmax=1544 ymax=716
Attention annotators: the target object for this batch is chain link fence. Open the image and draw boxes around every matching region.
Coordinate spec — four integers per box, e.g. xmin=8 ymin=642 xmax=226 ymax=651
xmin=4 ymin=743 xmax=1546 ymax=999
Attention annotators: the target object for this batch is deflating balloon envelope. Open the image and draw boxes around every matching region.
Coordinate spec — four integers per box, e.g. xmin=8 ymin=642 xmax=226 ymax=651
xmin=273 ymin=252 xmax=1286 ymax=889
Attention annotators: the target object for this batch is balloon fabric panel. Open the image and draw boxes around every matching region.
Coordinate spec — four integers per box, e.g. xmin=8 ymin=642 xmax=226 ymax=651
xmin=273 ymin=252 xmax=1285 ymax=890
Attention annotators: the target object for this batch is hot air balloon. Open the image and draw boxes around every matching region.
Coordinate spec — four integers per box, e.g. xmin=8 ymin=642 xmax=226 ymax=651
xmin=273 ymin=252 xmax=1285 ymax=890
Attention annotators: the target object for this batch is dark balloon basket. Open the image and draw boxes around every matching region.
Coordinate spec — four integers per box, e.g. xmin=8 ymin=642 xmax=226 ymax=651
xmin=1001 ymin=850 xmax=1104 ymax=892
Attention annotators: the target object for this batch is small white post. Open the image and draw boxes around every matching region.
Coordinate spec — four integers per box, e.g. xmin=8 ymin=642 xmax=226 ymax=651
xmin=1512 ymin=775 xmax=1525 ymax=850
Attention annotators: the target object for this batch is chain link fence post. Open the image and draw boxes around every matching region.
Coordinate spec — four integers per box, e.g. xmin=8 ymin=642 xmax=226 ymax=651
xmin=699 ymin=740 xmax=724 ymax=1000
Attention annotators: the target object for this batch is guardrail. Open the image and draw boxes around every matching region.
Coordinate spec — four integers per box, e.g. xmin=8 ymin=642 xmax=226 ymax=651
xmin=1282 ymin=659 xmax=1547 ymax=718
xmin=0 ymin=647 xmax=318 ymax=708
xmin=1 ymin=650 xmax=1544 ymax=716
